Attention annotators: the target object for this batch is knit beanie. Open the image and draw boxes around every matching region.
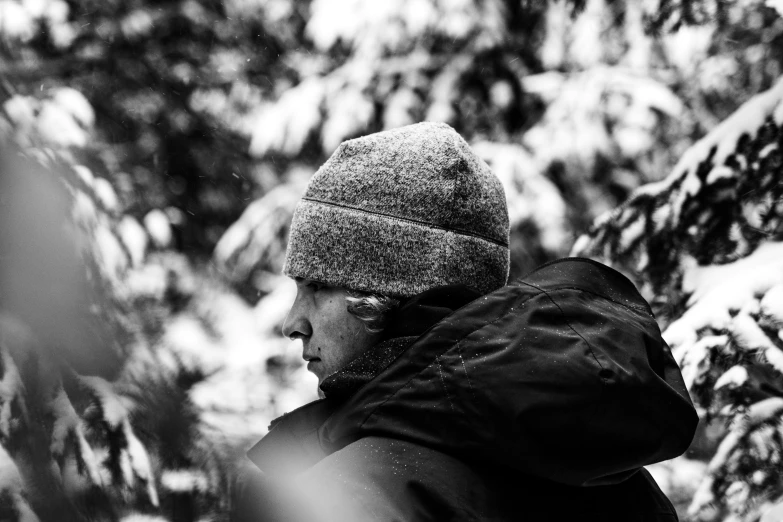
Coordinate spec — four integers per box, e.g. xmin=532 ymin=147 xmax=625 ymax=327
xmin=283 ymin=122 xmax=510 ymax=298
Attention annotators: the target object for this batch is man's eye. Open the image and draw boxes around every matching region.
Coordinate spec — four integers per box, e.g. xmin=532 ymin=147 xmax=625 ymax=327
xmin=306 ymin=282 xmax=323 ymax=291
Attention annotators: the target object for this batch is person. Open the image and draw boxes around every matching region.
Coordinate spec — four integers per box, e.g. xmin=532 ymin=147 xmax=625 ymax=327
xmin=231 ymin=122 xmax=698 ymax=521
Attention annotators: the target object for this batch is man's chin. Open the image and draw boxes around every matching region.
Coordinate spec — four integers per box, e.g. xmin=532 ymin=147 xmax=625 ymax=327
xmin=306 ymin=360 xmax=320 ymax=373
xmin=306 ymin=360 xmax=327 ymax=385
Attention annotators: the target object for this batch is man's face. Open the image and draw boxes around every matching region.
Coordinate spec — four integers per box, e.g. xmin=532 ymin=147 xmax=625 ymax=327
xmin=282 ymin=278 xmax=380 ymax=388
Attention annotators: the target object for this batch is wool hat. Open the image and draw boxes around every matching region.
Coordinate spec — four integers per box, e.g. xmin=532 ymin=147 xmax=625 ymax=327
xmin=283 ymin=122 xmax=510 ymax=297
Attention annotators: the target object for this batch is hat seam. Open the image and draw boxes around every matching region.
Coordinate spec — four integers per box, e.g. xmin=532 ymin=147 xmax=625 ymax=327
xmin=302 ymin=196 xmax=509 ymax=248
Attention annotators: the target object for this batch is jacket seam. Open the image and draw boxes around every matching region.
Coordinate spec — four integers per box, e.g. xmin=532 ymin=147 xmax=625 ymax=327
xmin=456 ymin=343 xmax=477 ymax=402
xmin=537 ymin=285 xmax=651 ymax=315
xmin=519 ymin=282 xmax=608 ymax=378
xmin=435 ymin=355 xmax=456 ymax=412
xmin=356 ymin=291 xmax=540 ymax=429
xmin=519 ymin=256 xmax=614 ymax=278
xmin=518 ymin=282 xmax=610 ymax=447
xmin=518 ymin=257 xmax=651 ymax=314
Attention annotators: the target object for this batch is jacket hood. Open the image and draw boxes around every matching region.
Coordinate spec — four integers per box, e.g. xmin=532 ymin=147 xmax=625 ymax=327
xmin=250 ymin=258 xmax=698 ymax=487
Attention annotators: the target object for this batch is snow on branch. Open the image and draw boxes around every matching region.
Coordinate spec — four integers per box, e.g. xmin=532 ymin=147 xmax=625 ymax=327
xmin=573 ymin=77 xmax=783 ymax=312
xmin=0 ymin=442 xmax=39 ymax=522
xmin=78 ymin=375 xmax=159 ymax=507
xmin=49 ymin=384 xmax=103 ymax=487
xmin=689 ymin=398 xmax=783 ymax=520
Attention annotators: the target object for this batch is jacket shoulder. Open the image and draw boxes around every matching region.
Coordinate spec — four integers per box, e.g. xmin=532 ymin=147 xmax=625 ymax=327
xmin=298 ymin=436 xmax=493 ymax=521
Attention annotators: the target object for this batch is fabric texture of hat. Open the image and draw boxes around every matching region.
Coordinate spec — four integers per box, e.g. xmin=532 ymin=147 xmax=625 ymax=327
xmin=283 ymin=121 xmax=510 ymax=297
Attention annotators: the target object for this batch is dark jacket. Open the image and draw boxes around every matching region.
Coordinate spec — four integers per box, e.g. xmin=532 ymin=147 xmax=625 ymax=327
xmin=234 ymin=258 xmax=699 ymax=521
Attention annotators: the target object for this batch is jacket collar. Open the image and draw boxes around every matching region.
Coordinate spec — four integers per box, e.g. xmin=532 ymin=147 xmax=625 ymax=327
xmin=319 ymin=337 xmax=418 ymax=400
xmin=246 ymin=398 xmax=339 ymax=476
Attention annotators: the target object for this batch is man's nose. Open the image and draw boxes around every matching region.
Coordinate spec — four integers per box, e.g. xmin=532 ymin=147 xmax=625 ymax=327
xmin=282 ymin=293 xmax=311 ymax=340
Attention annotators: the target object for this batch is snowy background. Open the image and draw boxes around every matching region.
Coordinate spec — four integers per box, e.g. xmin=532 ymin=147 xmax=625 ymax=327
xmin=1 ymin=0 xmax=783 ymax=520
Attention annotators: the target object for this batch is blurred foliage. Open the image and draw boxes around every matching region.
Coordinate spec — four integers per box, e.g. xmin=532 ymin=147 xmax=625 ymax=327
xmin=1 ymin=0 xmax=311 ymax=254
xmin=1 ymin=0 xmax=783 ymax=520
xmin=0 ymin=150 xmax=312 ymax=520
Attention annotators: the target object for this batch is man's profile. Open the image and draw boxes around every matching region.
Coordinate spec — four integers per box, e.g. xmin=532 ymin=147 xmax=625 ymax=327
xmin=233 ymin=122 xmax=698 ymax=521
